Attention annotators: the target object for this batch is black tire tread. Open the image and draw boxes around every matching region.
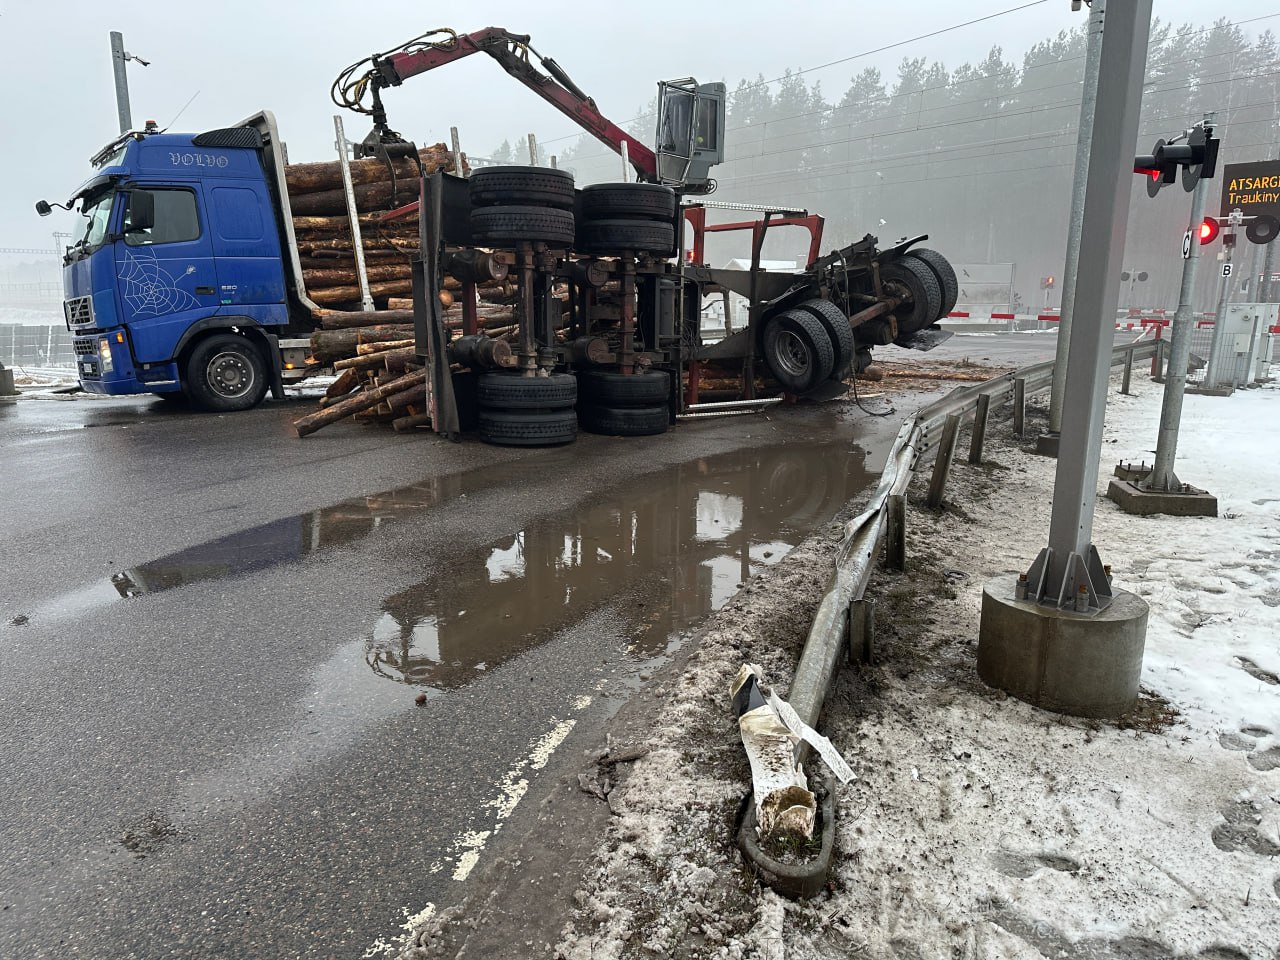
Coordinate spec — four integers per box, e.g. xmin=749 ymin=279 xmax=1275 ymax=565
xmin=469 ymin=166 xmax=575 ymax=209
xmin=471 ymin=205 xmax=575 ymax=247
xmin=578 ymin=369 xmax=670 ymax=407
xmin=581 ymin=183 xmax=677 ymax=221
xmin=476 ymin=372 xmax=577 ymax=410
xmin=184 ymin=333 xmax=268 ymax=413
xmin=578 ymin=403 xmax=669 ymax=437
xmin=880 ymin=256 xmax=943 ymax=336
xmin=795 ymin=299 xmax=856 ymax=380
xmin=478 ymin=409 xmax=577 ymax=447
xmin=577 ymin=219 xmax=675 ymax=255
xmin=905 ymin=248 xmax=958 ymax=317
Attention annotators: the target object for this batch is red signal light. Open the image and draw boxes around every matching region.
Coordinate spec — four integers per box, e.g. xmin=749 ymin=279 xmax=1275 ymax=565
xmin=1199 ymin=218 xmax=1219 ymax=244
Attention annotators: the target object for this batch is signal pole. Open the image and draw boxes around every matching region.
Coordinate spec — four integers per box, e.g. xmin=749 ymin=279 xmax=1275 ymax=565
xmin=1140 ymin=116 xmax=1213 ymax=493
xmin=110 ymin=32 xmax=132 ymax=134
xmin=1204 ymin=207 xmax=1244 ymax=389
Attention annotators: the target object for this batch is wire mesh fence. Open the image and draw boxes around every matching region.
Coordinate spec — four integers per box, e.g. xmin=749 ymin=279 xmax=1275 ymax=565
xmin=0 ymin=324 xmax=77 ymax=369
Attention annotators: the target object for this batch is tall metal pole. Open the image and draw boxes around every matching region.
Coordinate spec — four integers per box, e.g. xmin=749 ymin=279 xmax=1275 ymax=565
xmin=333 ymin=116 xmax=375 ymax=313
xmin=1025 ymin=0 xmax=1152 ymax=609
xmin=110 ymin=31 xmax=132 ymax=134
xmin=1048 ymin=0 xmax=1106 ymax=435
xmin=1261 ymin=238 xmax=1277 ymax=302
xmin=1204 ymin=208 xmax=1242 ymax=388
xmin=1142 ymin=125 xmax=1212 ymax=493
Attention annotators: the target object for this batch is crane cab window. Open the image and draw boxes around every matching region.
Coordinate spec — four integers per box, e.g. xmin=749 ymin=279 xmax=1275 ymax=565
xmin=123 ymin=188 xmax=201 ymax=246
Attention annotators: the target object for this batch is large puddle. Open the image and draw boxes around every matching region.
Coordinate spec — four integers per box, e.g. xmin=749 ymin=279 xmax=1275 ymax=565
xmin=46 ymin=441 xmax=878 ymax=690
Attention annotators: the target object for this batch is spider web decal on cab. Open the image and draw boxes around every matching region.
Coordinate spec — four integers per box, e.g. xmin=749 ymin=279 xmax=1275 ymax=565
xmin=118 ymin=248 xmax=202 ymax=317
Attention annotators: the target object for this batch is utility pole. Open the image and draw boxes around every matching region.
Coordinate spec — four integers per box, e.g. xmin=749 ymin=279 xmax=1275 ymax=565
xmin=109 ymin=32 xmax=149 ymax=134
xmin=1140 ymin=116 xmax=1214 ymax=493
xmin=1261 ymin=235 xmax=1277 ymax=301
xmin=1204 ymin=207 xmax=1244 ymax=388
xmin=978 ymin=0 xmax=1153 ymax=720
xmin=1045 ymin=0 xmax=1106 ymax=451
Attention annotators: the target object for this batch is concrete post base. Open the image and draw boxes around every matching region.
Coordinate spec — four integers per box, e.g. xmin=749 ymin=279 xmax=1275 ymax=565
xmin=1106 ymin=479 xmax=1217 ymax=517
xmin=977 ymin=577 xmax=1148 ymax=719
xmin=1034 ymin=432 xmax=1060 ymax=458
xmin=1185 ymin=383 xmax=1234 ymax=397
xmin=0 ymin=366 xmax=15 ymax=399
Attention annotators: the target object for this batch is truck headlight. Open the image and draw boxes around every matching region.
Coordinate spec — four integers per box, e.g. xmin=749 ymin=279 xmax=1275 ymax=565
xmin=98 ymin=338 xmax=114 ymax=373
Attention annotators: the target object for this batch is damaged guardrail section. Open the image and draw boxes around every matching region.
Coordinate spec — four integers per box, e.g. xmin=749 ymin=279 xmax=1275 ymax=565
xmin=735 ymin=337 xmax=1159 ymax=897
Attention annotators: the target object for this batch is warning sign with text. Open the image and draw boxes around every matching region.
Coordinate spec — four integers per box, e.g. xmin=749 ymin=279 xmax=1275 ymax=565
xmin=1220 ymin=160 xmax=1280 ymax=219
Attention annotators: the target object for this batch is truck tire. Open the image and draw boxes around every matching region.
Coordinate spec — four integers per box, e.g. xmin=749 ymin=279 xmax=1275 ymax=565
xmin=184 ymin=333 xmax=268 ymax=412
xmin=761 ymin=310 xmax=835 ymax=395
xmin=469 ymin=166 xmax=575 ymax=210
xmin=581 ymin=183 xmax=678 ymax=221
xmin=471 ymin=205 xmax=575 ymax=247
xmin=578 ymin=403 xmax=669 ymax=437
xmin=578 ymin=369 xmax=670 ymax=407
xmin=794 ymin=299 xmax=856 ymax=380
xmin=905 ymin=247 xmax=958 ymax=317
xmin=477 ymin=372 xmax=577 ymax=410
xmin=879 ymin=256 xmax=943 ymax=336
xmin=478 ymin=409 xmax=577 ymax=446
xmin=576 ymin=219 xmax=675 ymax=256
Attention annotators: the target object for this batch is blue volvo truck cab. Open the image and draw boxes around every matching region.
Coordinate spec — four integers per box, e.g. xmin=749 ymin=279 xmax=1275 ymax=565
xmin=39 ymin=112 xmax=320 ymax=411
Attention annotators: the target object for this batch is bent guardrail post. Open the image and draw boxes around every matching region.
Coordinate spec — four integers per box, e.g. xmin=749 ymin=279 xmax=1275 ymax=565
xmin=1121 ymin=349 xmax=1134 ymax=395
xmin=969 ymin=393 xmax=991 ymax=464
xmin=1012 ymin=378 xmax=1027 ymax=437
xmin=926 ymin=413 xmax=962 ymax=510
xmin=885 ymin=495 xmax=906 ymax=572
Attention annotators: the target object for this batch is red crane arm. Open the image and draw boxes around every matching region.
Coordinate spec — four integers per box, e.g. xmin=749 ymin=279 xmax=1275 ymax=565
xmin=374 ymin=27 xmax=657 ymax=179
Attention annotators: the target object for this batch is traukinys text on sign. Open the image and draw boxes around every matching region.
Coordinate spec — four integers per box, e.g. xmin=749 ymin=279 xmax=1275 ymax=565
xmin=1220 ymin=160 xmax=1280 ymax=219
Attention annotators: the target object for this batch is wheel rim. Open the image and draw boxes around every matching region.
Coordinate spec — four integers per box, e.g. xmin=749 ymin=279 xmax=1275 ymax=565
xmin=774 ymin=329 xmax=811 ymax=377
xmin=206 ymin=350 xmax=254 ymax=400
xmin=884 ymin=278 xmax=915 ymax=310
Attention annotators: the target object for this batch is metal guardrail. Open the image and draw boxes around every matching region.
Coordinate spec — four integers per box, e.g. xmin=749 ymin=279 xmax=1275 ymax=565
xmin=741 ymin=336 xmax=1160 ymax=897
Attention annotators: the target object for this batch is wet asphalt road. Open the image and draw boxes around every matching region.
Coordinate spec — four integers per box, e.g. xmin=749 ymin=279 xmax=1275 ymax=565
xmin=0 ymin=379 xmax=912 ymax=959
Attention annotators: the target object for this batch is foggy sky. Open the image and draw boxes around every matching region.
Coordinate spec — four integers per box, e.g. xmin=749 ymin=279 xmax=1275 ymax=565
xmin=1 ymin=0 xmax=1268 ymax=250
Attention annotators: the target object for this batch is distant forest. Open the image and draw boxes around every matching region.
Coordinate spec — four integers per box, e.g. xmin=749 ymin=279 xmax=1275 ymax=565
xmin=491 ymin=16 xmax=1280 ymax=313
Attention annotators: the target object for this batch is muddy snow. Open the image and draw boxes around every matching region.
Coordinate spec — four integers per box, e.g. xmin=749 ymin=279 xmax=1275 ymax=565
xmin=536 ymin=366 xmax=1280 ymax=960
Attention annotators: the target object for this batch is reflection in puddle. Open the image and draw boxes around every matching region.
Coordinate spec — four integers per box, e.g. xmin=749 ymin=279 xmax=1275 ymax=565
xmin=366 ymin=442 xmax=874 ymax=690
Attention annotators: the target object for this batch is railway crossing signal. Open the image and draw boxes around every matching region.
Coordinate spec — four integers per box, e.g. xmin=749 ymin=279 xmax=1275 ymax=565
xmin=1134 ymin=123 xmax=1219 ymax=198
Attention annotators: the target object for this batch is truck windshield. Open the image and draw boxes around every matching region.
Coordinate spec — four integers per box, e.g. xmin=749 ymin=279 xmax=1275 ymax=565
xmin=73 ymin=188 xmax=117 ymax=256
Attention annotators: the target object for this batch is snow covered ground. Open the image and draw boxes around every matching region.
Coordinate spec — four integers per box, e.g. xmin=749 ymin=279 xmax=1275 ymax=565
xmin=538 ymin=367 xmax=1280 ymax=960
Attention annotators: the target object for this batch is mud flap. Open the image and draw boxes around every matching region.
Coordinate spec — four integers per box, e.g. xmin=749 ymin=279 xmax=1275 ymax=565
xmin=895 ymin=326 xmax=954 ymax=351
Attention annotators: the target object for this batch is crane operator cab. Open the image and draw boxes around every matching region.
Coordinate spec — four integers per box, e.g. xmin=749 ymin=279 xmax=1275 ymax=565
xmin=655 ymin=79 xmax=725 ymax=195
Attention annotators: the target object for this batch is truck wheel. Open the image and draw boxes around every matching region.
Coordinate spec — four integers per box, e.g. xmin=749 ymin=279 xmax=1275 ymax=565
xmin=469 ymin=166 xmax=575 ymax=210
xmin=795 ymin=299 xmax=856 ymax=380
xmin=578 ymin=369 xmax=670 ymax=407
xmin=476 ymin=372 xmax=577 ymax=410
xmin=184 ymin=334 xmax=268 ymax=412
xmin=905 ymin=248 xmax=958 ymax=317
xmin=879 ymin=257 xmax=943 ymax=336
xmin=471 ymin=205 xmax=575 ymax=247
xmin=478 ymin=409 xmax=577 ymax=446
xmin=578 ymin=403 xmax=669 ymax=437
xmin=576 ymin=219 xmax=675 ymax=256
xmin=581 ymin=183 xmax=677 ymax=221
xmin=761 ymin=310 xmax=835 ymax=395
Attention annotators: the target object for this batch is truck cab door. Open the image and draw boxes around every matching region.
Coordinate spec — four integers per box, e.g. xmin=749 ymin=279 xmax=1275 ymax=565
xmin=114 ymin=186 xmax=220 ymax=363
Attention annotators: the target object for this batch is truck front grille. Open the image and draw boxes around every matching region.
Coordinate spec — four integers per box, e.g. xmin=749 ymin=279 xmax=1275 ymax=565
xmin=73 ymin=336 xmax=97 ymax=357
xmin=64 ymin=296 xmax=94 ymax=328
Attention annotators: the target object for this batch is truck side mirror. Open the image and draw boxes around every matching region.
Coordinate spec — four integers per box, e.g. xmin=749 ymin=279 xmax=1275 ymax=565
xmin=126 ymin=190 xmax=155 ymax=232
xmin=35 ymin=200 xmax=52 ymax=217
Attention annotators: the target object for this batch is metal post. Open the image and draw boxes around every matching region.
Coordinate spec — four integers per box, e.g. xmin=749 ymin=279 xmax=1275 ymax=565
xmin=1205 ymin=209 xmax=1243 ymax=388
xmin=1012 ymin=378 xmax=1026 ymax=437
xmin=1048 ymin=0 xmax=1106 ymax=435
xmin=1142 ymin=164 xmax=1210 ymax=492
xmin=620 ymin=141 xmax=631 ymax=183
xmin=1261 ymin=239 xmax=1276 ymax=302
xmin=333 ymin=116 xmax=375 ymax=312
xmin=1121 ymin=350 xmax=1133 ymax=395
xmin=1243 ymin=306 xmax=1265 ymax=387
xmin=449 ymin=126 xmax=464 ymax=178
xmin=527 ymin=133 xmax=538 ymax=165
xmin=884 ymin=495 xmax=906 ymax=572
xmin=926 ymin=413 xmax=962 ymax=510
xmin=1024 ymin=0 xmax=1152 ymax=610
xmin=109 ymin=31 xmax=133 ymax=134
xmin=969 ymin=393 xmax=991 ymax=464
